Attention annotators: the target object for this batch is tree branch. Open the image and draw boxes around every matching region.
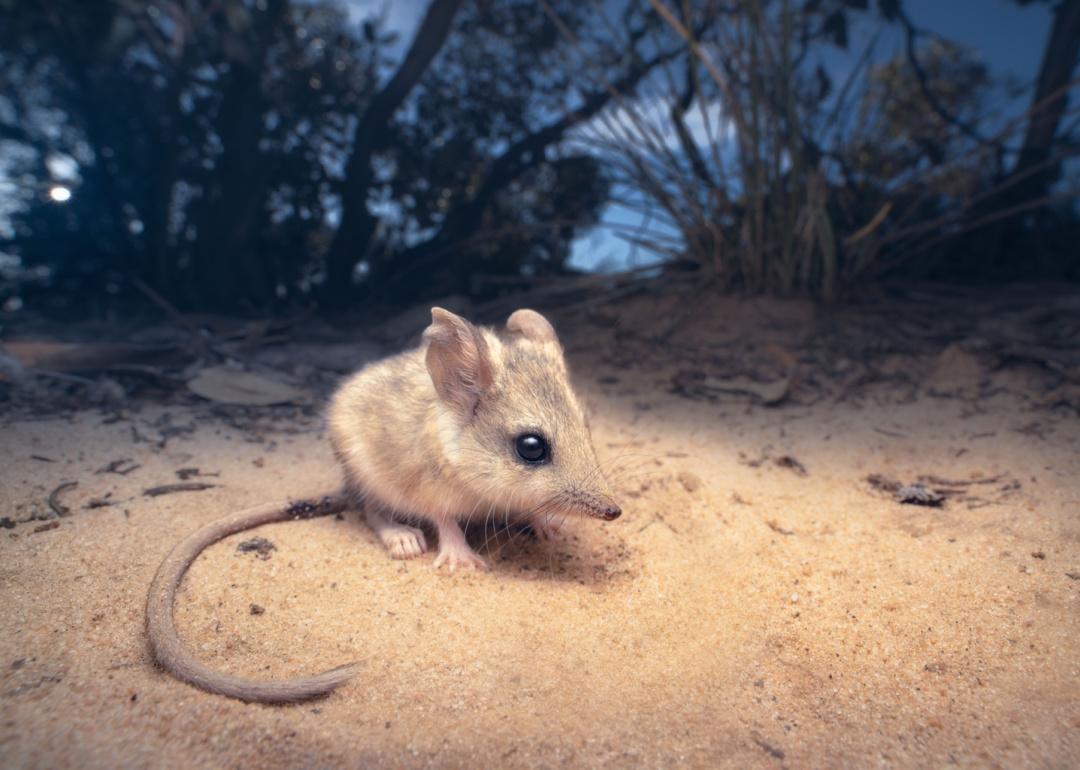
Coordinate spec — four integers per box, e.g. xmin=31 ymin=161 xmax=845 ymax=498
xmin=371 ymin=44 xmax=680 ymax=298
xmin=894 ymin=4 xmax=992 ymax=150
xmin=322 ymin=0 xmax=466 ymax=301
xmin=1007 ymin=0 xmax=1080 ymax=200
xmin=669 ymin=57 xmax=717 ymax=190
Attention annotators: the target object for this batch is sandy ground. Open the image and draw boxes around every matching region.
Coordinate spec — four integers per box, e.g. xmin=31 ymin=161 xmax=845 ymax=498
xmin=1 ymin=292 xmax=1079 ymax=768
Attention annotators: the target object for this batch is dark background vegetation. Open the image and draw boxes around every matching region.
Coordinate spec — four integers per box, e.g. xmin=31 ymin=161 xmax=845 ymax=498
xmin=1 ymin=0 xmax=1078 ymax=318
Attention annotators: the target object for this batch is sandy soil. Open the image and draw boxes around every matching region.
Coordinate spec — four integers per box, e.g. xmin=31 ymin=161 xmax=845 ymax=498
xmin=1 ymin=292 xmax=1079 ymax=768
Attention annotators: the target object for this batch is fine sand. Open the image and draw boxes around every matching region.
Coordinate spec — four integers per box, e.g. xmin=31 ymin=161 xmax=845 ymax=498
xmin=2 ymin=293 xmax=1078 ymax=768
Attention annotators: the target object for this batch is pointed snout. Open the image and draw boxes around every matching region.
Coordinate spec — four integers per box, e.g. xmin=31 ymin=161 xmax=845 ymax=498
xmin=564 ymin=479 xmax=621 ymax=521
xmin=588 ymin=485 xmax=621 ymax=521
xmin=583 ymin=494 xmax=621 ymax=521
xmin=599 ymin=503 xmax=621 ymax=521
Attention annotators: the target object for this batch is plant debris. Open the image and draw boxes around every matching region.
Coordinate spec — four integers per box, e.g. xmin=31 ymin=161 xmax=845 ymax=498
xmin=750 ymin=731 xmax=785 ymax=760
xmin=32 ymin=521 xmax=60 ymax=534
xmin=866 ymin=474 xmax=901 ymax=494
xmin=96 ymin=458 xmax=140 ymax=475
xmin=84 ymin=494 xmax=116 ymax=509
xmin=896 ymin=484 xmax=945 ymax=507
xmin=774 ymin=455 xmax=808 ymax=476
xmin=919 ymin=473 xmax=1005 ymax=487
xmin=130 ymin=413 xmax=197 ymax=449
xmin=866 ymin=472 xmax=1019 ymax=509
xmin=175 ymin=467 xmax=219 ymax=480
xmin=187 ymin=366 xmax=307 ymax=406
xmin=237 ymin=537 xmax=276 ymax=560
xmin=672 ymin=370 xmax=793 ymax=406
xmin=765 ymin=519 xmax=795 ymax=535
xmin=47 ymin=481 xmax=78 ymax=517
xmin=142 ymin=482 xmax=217 ymax=497
xmin=249 ymin=604 xmax=265 ymax=615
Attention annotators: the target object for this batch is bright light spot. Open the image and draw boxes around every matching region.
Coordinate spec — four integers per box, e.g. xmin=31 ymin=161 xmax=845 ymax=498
xmin=48 ymin=186 xmax=72 ymax=203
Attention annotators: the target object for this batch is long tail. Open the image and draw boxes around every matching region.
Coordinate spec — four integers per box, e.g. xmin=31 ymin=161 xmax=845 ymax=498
xmin=145 ymin=489 xmax=362 ymax=703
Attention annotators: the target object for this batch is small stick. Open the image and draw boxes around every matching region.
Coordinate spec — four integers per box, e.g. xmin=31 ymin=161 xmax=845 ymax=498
xmin=97 ymin=458 xmax=141 ymax=475
xmin=918 ymin=473 xmax=1006 ymax=487
xmin=48 ymin=481 xmax=78 ymax=517
xmin=143 ymin=482 xmax=217 ymax=497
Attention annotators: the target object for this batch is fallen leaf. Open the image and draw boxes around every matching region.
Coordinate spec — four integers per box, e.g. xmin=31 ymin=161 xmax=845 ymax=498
xmin=673 ymin=370 xmax=792 ymax=406
xmin=705 ymin=375 xmax=792 ymax=405
xmin=187 ymin=366 xmax=306 ymax=406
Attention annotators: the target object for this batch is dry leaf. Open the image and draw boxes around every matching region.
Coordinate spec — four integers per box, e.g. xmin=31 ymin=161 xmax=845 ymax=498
xmin=187 ymin=366 xmax=306 ymax=406
xmin=699 ymin=374 xmax=792 ymax=405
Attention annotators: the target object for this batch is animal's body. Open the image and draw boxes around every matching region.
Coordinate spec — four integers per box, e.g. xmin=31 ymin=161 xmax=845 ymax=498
xmin=146 ymin=308 xmax=620 ymax=703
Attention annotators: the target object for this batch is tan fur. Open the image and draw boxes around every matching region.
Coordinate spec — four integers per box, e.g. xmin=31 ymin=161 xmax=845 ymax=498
xmin=327 ymin=307 xmax=620 ymax=555
xmin=146 ymin=307 xmax=619 ymax=703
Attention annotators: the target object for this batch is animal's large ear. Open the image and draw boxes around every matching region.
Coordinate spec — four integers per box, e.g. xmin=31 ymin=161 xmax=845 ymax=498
xmin=424 ymin=307 xmax=493 ymax=415
xmin=506 ymin=308 xmax=559 ymax=345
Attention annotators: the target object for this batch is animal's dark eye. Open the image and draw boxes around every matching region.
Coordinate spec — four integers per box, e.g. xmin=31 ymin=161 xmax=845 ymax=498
xmin=514 ymin=433 xmax=549 ymax=464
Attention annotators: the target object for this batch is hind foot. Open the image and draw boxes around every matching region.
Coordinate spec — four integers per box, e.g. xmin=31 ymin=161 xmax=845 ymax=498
xmin=367 ymin=508 xmax=427 ymax=560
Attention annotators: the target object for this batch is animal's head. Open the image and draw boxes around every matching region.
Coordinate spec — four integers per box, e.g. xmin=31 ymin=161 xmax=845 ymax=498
xmin=423 ymin=307 xmax=620 ymax=522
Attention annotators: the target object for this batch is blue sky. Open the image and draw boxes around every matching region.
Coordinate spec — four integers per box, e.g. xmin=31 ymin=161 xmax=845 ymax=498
xmin=347 ymin=0 xmax=1052 ymax=85
xmin=1 ymin=2 xmax=1055 ymax=272
xmin=906 ymin=0 xmax=1051 ymax=83
xmin=347 ymin=0 xmax=1056 ymax=271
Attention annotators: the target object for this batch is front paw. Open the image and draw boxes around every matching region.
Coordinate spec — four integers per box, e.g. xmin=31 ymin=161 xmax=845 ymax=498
xmin=433 ymin=545 xmax=488 ymax=572
xmin=385 ymin=527 xmax=426 ymax=560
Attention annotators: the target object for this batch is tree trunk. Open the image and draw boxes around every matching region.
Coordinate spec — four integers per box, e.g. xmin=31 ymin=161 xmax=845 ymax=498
xmin=1007 ymin=0 xmax=1080 ymax=203
xmin=365 ymin=47 xmax=678 ymax=302
xmin=321 ymin=0 xmax=465 ymax=307
xmin=965 ymin=0 xmax=1080 ymax=278
xmin=191 ymin=0 xmax=288 ymax=309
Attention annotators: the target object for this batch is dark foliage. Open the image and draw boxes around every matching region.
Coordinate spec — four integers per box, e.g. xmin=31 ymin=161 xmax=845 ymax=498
xmin=0 ymin=0 xmax=652 ymax=313
xmin=0 ymin=0 xmax=1077 ymax=317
